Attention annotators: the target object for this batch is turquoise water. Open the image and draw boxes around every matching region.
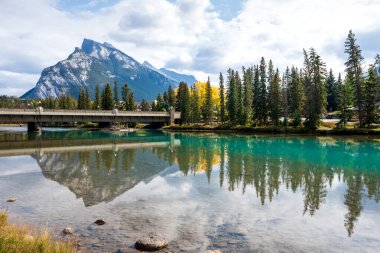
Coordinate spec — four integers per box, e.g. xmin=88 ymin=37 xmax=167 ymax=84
xmin=0 ymin=128 xmax=380 ymax=252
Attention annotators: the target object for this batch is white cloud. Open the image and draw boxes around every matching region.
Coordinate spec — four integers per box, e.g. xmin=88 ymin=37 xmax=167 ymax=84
xmin=0 ymin=0 xmax=379 ymax=96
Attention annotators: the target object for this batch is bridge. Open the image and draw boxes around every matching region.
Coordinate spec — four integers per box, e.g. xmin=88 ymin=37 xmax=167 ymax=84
xmin=0 ymin=108 xmax=180 ymax=132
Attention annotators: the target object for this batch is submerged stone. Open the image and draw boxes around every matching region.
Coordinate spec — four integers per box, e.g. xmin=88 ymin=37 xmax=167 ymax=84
xmin=63 ymin=227 xmax=73 ymax=235
xmin=94 ymin=219 xmax=106 ymax=225
xmin=6 ymin=198 xmax=16 ymax=202
xmin=135 ymin=232 xmax=169 ymax=251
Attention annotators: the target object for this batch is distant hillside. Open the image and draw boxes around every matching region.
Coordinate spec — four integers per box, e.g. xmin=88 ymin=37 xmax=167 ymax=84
xmin=21 ymin=39 xmax=197 ymax=101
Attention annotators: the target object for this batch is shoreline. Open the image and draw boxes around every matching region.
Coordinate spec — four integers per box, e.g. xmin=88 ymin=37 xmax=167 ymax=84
xmin=164 ymin=125 xmax=380 ymax=136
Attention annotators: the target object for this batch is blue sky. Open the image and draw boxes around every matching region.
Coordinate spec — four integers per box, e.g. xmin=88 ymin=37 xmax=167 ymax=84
xmin=57 ymin=0 xmax=245 ymax=21
xmin=0 ymin=0 xmax=379 ymax=96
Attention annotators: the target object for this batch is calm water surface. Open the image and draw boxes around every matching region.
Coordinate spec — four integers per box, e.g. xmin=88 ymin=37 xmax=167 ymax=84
xmin=0 ymin=128 xmax=380 ymax=252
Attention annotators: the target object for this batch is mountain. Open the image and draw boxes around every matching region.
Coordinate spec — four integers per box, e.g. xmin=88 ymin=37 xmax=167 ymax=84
xmin=21 ymin=39 xmax=197 ymax=101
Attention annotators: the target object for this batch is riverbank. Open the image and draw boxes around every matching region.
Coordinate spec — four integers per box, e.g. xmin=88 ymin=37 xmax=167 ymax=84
xmin=164 ymin=124 xmax=380 ymax=135
xmin=0 ymin=211 xmax=74 ymax=253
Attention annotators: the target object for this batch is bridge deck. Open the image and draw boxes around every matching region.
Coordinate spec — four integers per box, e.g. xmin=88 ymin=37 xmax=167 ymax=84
xmin=0 ymin=109 xmax=180 ymax=124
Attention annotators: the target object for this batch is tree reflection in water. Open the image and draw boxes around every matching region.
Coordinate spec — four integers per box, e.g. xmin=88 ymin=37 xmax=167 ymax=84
xmin=1 ymin=131 xmax=379 ymax=237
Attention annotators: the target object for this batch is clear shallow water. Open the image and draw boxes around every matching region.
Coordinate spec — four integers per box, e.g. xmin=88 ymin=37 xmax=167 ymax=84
xmin=0 ymin=128 xmax=380 ymax=252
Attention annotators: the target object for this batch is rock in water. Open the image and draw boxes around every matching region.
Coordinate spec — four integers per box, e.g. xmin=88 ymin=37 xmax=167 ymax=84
xmin=135 ymin=232 xmax=169 ymax=251
xmin=63 ymin=227 xmax=73 ymax=235
xmin=6 ymin=198 xmax=16 ymax=202
xmin=94 ymin=219 xmax=106 ymax=225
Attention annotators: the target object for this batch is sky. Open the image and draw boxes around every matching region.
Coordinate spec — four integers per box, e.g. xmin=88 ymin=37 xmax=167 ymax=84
xmin=0 ymin=0 xmax=379 ymax=97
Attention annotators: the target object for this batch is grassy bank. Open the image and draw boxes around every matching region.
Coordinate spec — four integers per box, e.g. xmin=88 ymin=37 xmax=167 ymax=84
xmin=164 ymin=123 xmax=380 ymax=135
xmin=0 ymin=211 xmax=74 ymax=253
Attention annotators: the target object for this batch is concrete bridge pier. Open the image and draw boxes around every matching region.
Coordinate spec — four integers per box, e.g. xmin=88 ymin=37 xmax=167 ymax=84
xmin=27 ymin=122 xmax=41 ymax=133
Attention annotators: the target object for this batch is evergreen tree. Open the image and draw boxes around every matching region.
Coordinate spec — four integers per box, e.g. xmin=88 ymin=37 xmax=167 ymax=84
xmin=345 ymin=30 xmax=365 ymax=127
xmin=84 ymin=88 xmax=91 ymax=109
xmin=252 ymin=65 xmax=260 ymax=123
xmin=337 ymin=75 xmax=354 ymax=127
xmin=219 ymin=72 xmax=226 ymax=123
xmin=113 ymin=81 xmax=120 ymax=109
xmin=288 ymin=67 xmax=304 ymax=127
xmin=327 ymin=69 xmax=338 ymax=112
xmin=122 ymin=83 xmax=135 ymax=110
xmin=156 ymin=93 xmax=165 ymax=111
xmin=258 ymin=57 xmax=268 ymax=125
xmin=140 ymin=99 xmax=151 ymax=111
xmin=176 ymin=82 xmax=191 ymax=124
xmin=190 ymin=85 xmax=201 ymax=123
xmin=364 ymin=67 xmax=380 ymax=126
xmin=127 ymin=92 xmax=136 ymax=111
xmin=302 ymin=48 xmax=327 ymax=130
xmin=168 ymin=85 xmax=176 ymax=109
xmin=101 ymin=83 xmax=113 ymax=110
xmin=243 ymin=67 xmax=253 ymax=124
xmin=268 ymin=68 xmax=282 ymax=126
xmin=77 ymin=88 xmax=84 ymax=109
xmin=282 ymin=67 xmax=290 ymax=126
xmin=235 ymin=71 xmax=244 ymax=124
xmin=163 ymin=91 xmax=169 ymax=111
xmin=226 ymin=69 xmax=237 ymax=123
xmin=93 ymin=84 xmax=101 ymax=110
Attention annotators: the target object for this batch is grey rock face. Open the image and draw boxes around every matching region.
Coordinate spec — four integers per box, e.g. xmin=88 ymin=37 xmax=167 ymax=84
xmin=22 ymin=39 xmax=196 ymax=101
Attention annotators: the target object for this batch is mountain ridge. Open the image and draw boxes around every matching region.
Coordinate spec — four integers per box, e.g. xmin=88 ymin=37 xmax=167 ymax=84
xmin=21 ymin=39 xmax=197 ymax=101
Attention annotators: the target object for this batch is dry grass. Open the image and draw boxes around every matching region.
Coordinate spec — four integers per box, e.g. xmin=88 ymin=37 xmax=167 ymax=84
xmin=0 ymin=211 xmax=75 ymax=253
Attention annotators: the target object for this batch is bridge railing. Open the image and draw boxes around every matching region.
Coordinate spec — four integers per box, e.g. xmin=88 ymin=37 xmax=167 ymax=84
xmin=0 ymin=108 xmax=181 ymax=118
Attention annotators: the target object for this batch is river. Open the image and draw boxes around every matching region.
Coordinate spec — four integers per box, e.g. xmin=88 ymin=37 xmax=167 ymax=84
xmin=0 ymin=128 xmax=379 ymax=252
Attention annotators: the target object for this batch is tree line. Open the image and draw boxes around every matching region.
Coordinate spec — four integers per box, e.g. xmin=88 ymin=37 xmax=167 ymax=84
xmin=175 ymin=30 xmax=380 ymax=129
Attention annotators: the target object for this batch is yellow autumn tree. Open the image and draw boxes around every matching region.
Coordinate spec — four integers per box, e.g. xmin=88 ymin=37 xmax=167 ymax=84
xmin=194 ymin=81 xmax=220 ymax=108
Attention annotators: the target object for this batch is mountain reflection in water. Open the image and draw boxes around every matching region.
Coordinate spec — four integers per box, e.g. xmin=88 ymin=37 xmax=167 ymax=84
xmin=1 ymin=130 xmax=380 ymax=242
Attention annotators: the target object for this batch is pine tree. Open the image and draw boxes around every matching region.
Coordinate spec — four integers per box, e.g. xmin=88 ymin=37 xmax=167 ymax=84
xmin=288 ymin=67 xmax=304 ymax=127
xmin=235 ymin=71 xmax=244 ymax=124
xmin=345 ymin=30 xmax=365 ymax=127
xmin=243 ymin=67 xmax=253 ymax=124
xmin=190 ymin=85 xmax=201 ymax=123
xmin=122 ymin=83 xmax=135 ymax=110
xmin=337 ymin=75 xmax=354 ymax=127
xmin=168 ymin=85 xmax=176 ymax=109
xmin=202 ymin=77 xmax=213 ymax=124
xmin=84 ymin=88 xmax=91 ymax=109
xmin=327 ymin=69 xmax=338 ymax=112
xmin=127 ymin=92 xmax=136 ymax=111
xmin=282 ymin=67 xmax=290 ymax=126
xmin=268 ymin=68 xmax=282 ymax=126
xmin=258 ymin=57 xmax=268 ymax=125
xmin=93 ymin=84 xmax=101 ymax=110
xmin=364 ymin=67 xmax=380 ymax=126
xmin=113 ymin=81 xmax=120 ymax=109
xmin=219 ymin=72 xmax=226 ymax=123
xmin=163 ymin=91 xmax=169 ymax=111
xmin=176 ymin=82 xmax=191 ymax=124
xmin=156 ymin=93 xmax=165 ymax=111
xmin=77 ymin=88 xmax=84 ymax=109
xmin=101 ymin=83 xmax=113 ymax=110
xmin=226 ymin=69 xmax=237 ymax=123
xmin=140 ymin=99 xmax=151 ymax=111
xmin=252 ymin=65 xmax=260 ymax=123
xmin=302 ymin=48 xmax=327 ymax=130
